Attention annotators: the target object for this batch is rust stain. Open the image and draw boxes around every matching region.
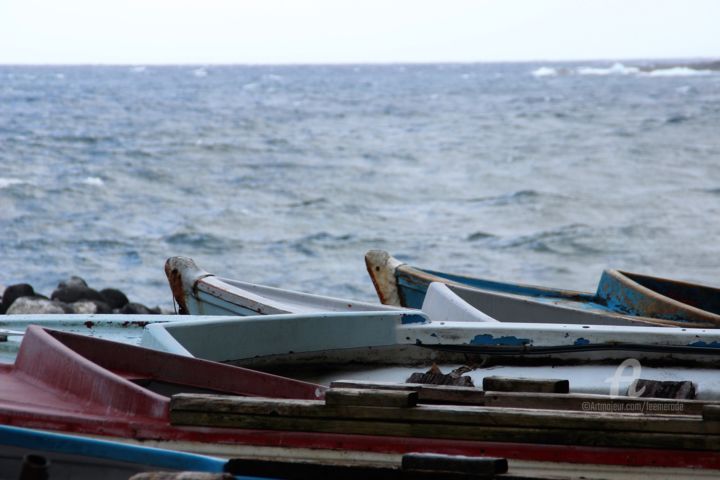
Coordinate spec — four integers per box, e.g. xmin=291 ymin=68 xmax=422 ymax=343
xmin=165 ymin=260 xmax=189 ymax=314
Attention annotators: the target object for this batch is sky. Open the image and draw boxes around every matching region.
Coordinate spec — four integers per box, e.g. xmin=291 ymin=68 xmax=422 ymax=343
xmin=0 ymin=0 xmax=718 ymax=64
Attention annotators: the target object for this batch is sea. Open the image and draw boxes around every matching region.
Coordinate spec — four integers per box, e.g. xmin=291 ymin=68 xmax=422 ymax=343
xmin=1 ymin=61 xmax=719 ymax=309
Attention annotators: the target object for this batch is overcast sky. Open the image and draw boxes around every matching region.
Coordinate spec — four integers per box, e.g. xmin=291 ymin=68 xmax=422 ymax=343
xmin=1 ymin=0 xmax=718 ymax=64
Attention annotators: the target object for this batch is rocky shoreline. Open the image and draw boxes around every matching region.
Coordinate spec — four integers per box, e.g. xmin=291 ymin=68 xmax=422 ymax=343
xmin=0 ymin=277 xmax=167 ymax=315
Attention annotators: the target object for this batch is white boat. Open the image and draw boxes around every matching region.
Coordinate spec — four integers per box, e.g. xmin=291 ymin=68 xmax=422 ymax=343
xmin=0 ymin=313 xmax=227 ymax=363
xmin=141 ymin=309 xmax=720 ymax=399
xmin=165 ymin=256 xmax=399 ymax=315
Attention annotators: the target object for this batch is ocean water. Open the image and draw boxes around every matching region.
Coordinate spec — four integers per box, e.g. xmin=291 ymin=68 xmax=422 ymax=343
xmin=1 ymin=62 xmax=719 ymax=309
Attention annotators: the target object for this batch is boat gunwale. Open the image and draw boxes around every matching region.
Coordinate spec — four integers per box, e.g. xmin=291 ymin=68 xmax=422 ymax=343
xmin=601 ymin=269 xmax=720 ymax=325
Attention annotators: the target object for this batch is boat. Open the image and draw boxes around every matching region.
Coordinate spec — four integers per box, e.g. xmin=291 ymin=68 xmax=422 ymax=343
xmin=0 ymin=424 xmax=236 ymax=480
xmin=163 ymin=257 xmax=497 ymax=324
xmin=165 ymin=256 xmax=398 ymax=316
xmin=5 ymin=326 xmax=720 ymax=478
xmin=365 ymin=250 xmax=720 ymax=327
xmin=0 ymin=313 xmax=193 ymax=363
xmin=141 ymin=311 xmax=720 ymax=397
xmin=596 ymin=269 xmax=720 ymax=325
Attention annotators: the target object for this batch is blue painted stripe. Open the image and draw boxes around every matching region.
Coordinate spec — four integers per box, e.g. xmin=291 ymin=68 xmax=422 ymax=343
xmin=419 ymin=268 xmax=596 ymax=301
xmin=0 ymin=425 xmax=268 ymax=479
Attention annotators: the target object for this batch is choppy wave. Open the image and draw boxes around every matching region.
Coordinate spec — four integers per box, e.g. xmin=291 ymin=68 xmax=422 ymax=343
xmin=645 ymin=67 xmax=712 ymax=77
xmin=577 ymin=63 xmax=640 ymax=76
xmin=532 ymin=62 xmax=717 ymax=78
xmin=0 ymin=178 xmax=25 ymax=189
xmin=2 ymin=63 xmax=719 ymax=306
xmin=468 ymin=190 xmax=567 ymax=207
xmin=531 ymin=67 xmax=558 ymax=77
xmin=81 ymin=177 xmax=105 ymax=187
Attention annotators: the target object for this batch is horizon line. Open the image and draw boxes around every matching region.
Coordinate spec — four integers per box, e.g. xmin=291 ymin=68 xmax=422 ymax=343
xmin=0 ymin=56 xmax=718 ymax=67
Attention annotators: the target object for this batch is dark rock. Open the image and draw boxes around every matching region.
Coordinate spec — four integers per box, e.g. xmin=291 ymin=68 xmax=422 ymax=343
xmin=119 ymin=302 xmax=154 ymax=315
xmin=57 ymin=276 xmax=88 ymax=289
xmin=100 ymin=288 xmax=129 ymax=310
xmin=57 ymin=302 xmax=74 ymax=313
xmin=6 ymin=297 xmax=66 ymax=314
xmin=70 ymin=300 xmax=112 ymax=314
xmin=51 ymin=286 xmax=105 ymax=304
xmin=406 ymin=364 xmax=475 ymax=387
xmin=1 ymin=283 xmax=35 ymax=314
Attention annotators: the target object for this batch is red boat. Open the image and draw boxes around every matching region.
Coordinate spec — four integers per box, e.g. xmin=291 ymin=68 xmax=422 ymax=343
xmin=1 ymin=326 xmax=719 ymax=479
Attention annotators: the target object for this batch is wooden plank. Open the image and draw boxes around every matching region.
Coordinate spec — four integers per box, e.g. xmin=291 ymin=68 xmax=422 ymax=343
xmin=483 ymin=376 xmax=569 ymax=394
xmin=169 ymin=395 xmax=719 ymax=435
xmin=129 ymin=474 xmax=232 ymax=480
xmin=632 ymin=379 xmax=696 ymax=399
xmin=401 ymin=453 xmax=507 ymax=475
xmin=325 ymin=388 xmax=418 ymax=408
xmin=331 ymin=380 xmax=486 ymax=405
xmin=331 ymin=380 xmax=420 ymax=391
xmin=330 ymin=380 xmax=720 ymax=414
xmin=225 ymin=456 xmax=508 ymax=480
xmin=703 ymin=405 xmax=720 ymax=422
xmin=169 ymin=410 xmax=720 ymax=451
xmin=484 ymin=391 xmax=707 ymax=416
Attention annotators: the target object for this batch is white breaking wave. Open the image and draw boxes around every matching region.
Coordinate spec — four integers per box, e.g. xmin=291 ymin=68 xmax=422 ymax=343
xmin=82 ymin=177 xmax=105 ymax=187
xmin=0 ymin=178 xmax=24 ymax=189
xmin=576 ymin=63 xmax=639 ymax=76
xmin=131 ymin=66 xmax=146 ymax=73
xmin=531 ymin=67 xmax=558 ymax=77
xmin=531 ymin=63 xmax=714 ymax=78
xmin=645 ymin=67 xmax=712 ymax=77
xmin=192 ymin=68 xmax=208 ymax=77
xmin=262 ymin=74 xmax=283 ymax=82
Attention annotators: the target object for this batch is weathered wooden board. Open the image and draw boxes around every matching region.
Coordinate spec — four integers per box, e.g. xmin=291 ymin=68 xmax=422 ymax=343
xmin=330 ymin=380 xmax=716 ymax=415
xmin=223 ymin=454 xmax=511 ymax=480
xmin=170 ymin=410 xmax=720 ymax=451
xmin=482 ymin=376 xmax=570 ymax=394
xmin=325 ymin=388 xmax=418 ymax=408
xmin=170 ymin=394 xmax=719 ymax=435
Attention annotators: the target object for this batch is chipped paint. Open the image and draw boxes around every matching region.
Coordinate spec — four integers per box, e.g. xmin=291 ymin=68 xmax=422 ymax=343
xmin=165 ymin=259 xmax=190 ymax=314
xmin=596 ymin=269 xmax=720 ymax=326
xmin=365 ymin=250 xmax=404 ymax=306
xmin=469 ymin=334 xmax=530 ymax=346
xmin=689 ymin=341 xmax=720 ymax=349
xmin=574 ymin=338 xmax=590 ymax=346
xmin=400 ymin=314 xmax=427 ymax=325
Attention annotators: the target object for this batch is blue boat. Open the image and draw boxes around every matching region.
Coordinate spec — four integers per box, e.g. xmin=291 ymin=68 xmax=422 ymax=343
xmin=0 ymin=424 xmax=256 ymax=480
xmin=365 ymin=250 xmax=720 ymax=328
